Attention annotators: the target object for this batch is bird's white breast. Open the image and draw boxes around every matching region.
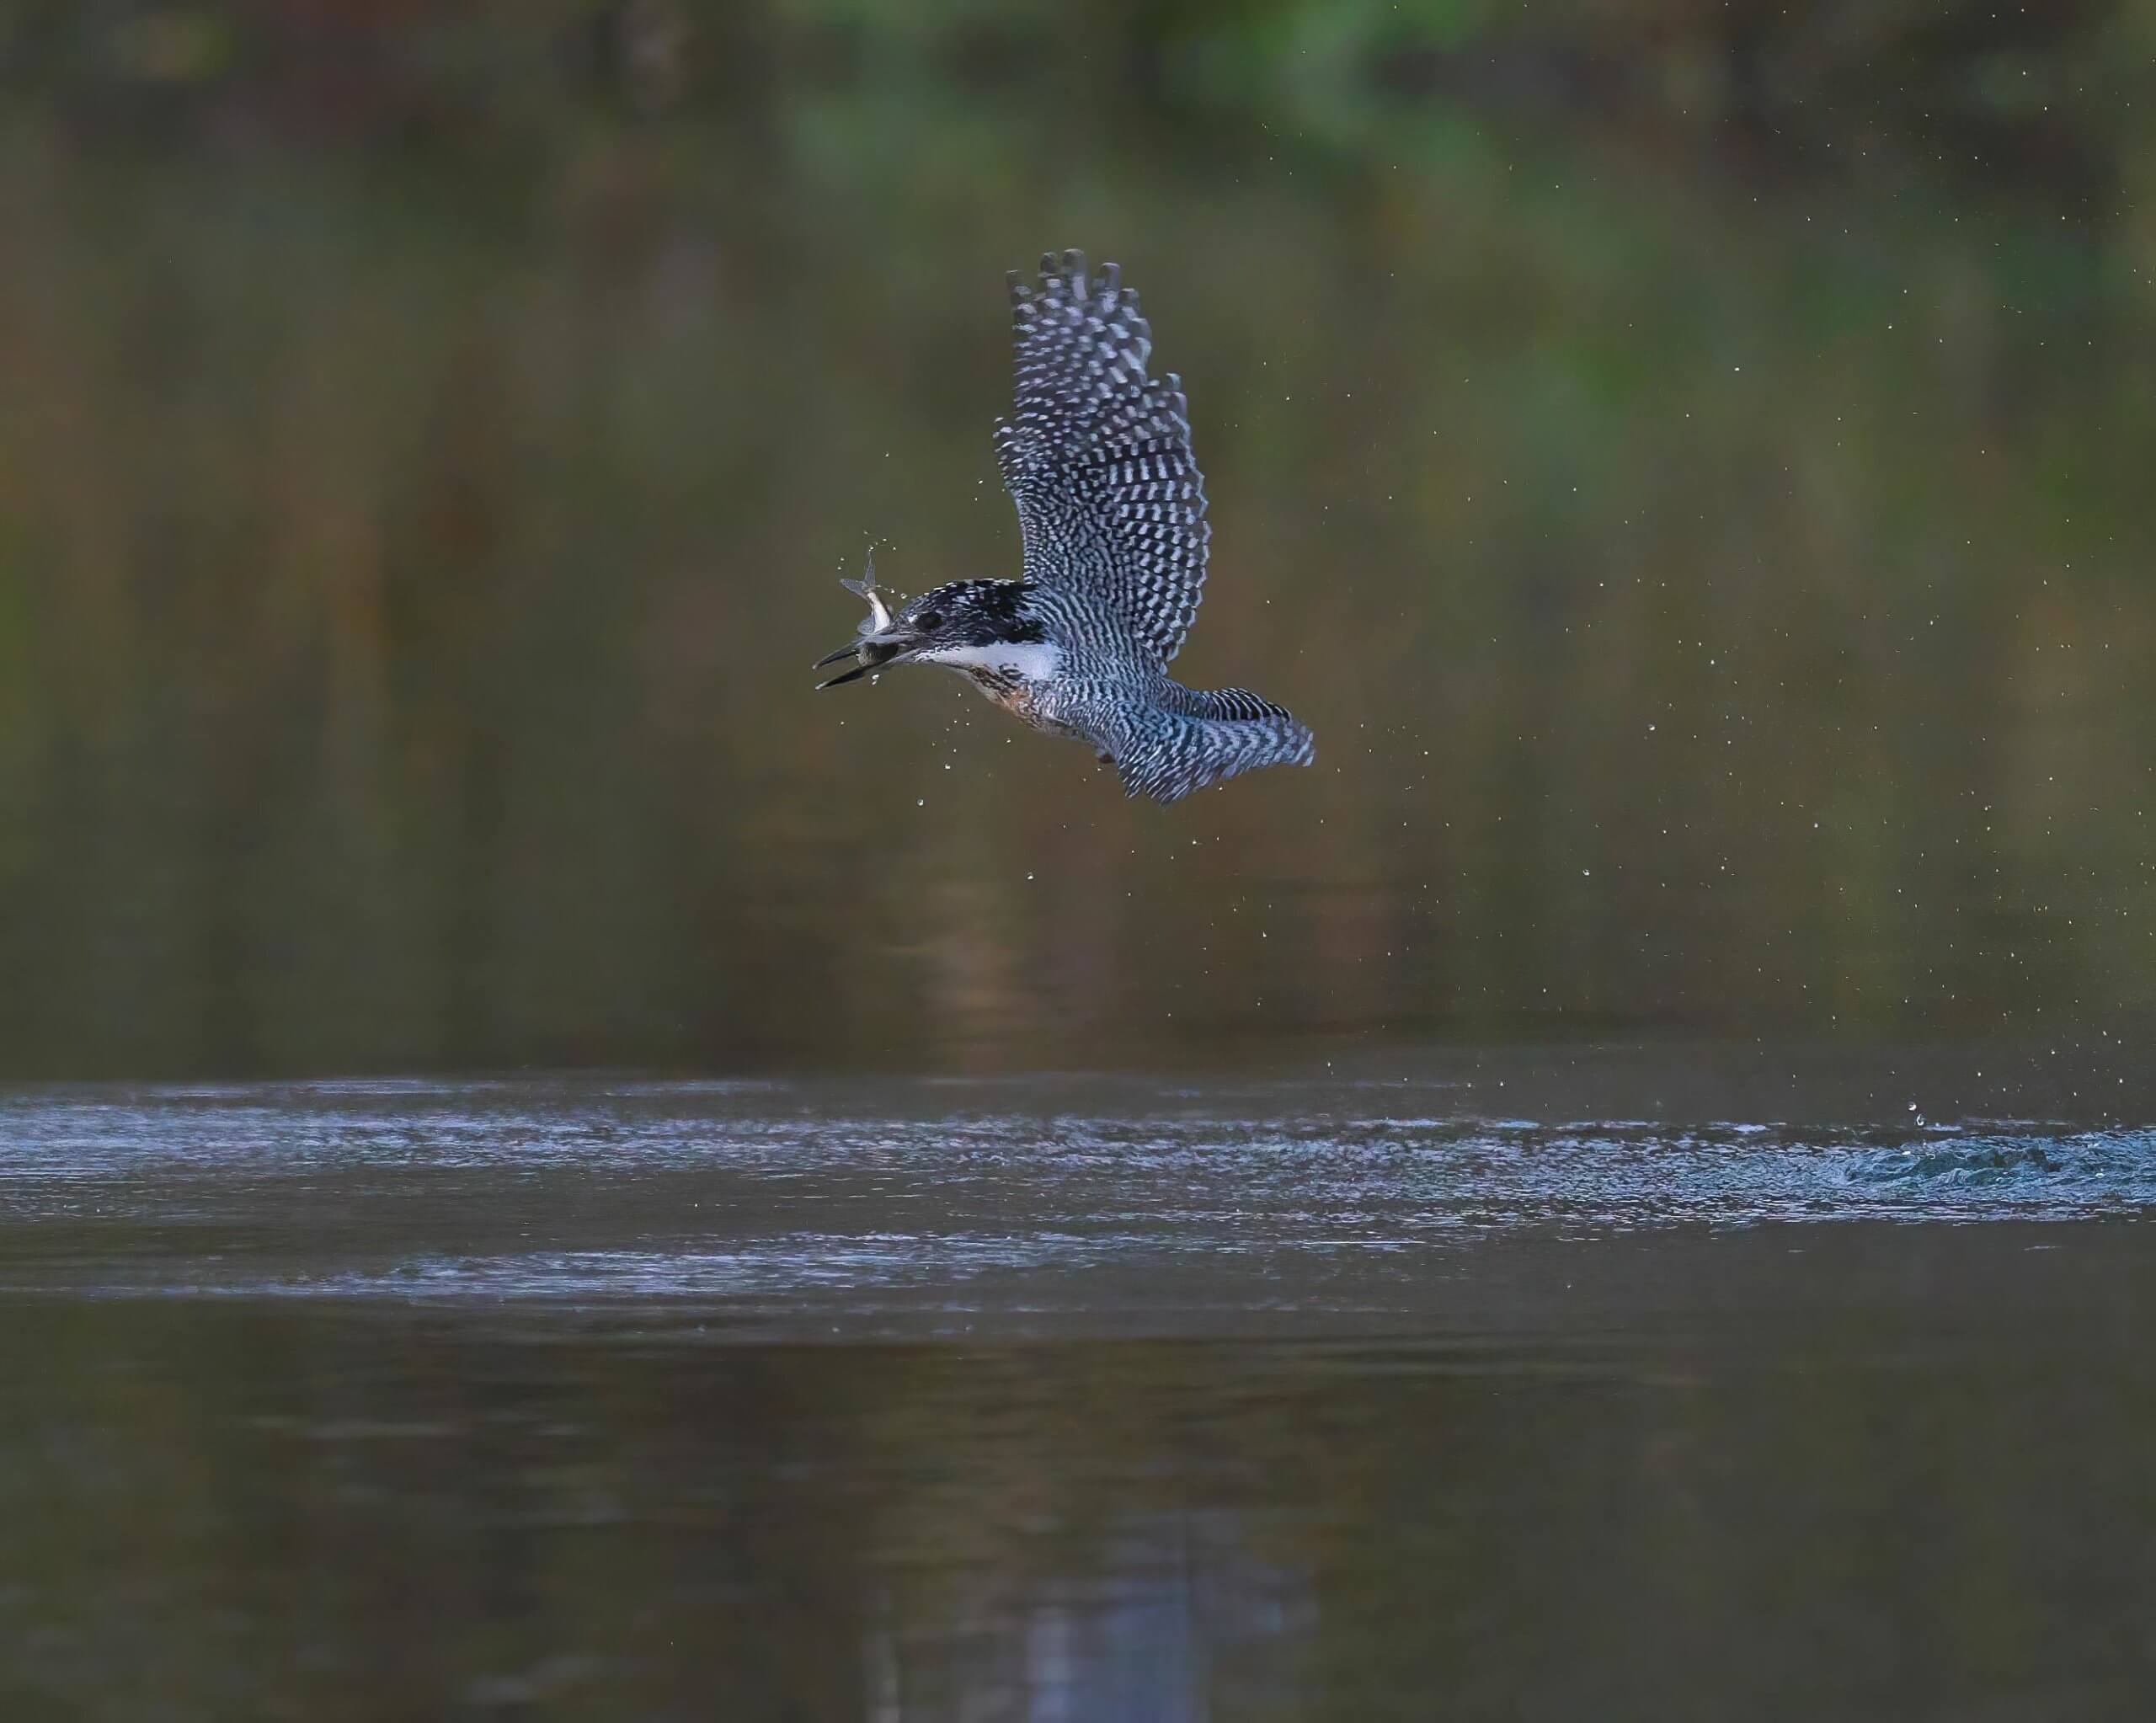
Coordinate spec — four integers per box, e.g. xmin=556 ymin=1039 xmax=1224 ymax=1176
xmin=918 ymin=642 xmax=1064 ymax=683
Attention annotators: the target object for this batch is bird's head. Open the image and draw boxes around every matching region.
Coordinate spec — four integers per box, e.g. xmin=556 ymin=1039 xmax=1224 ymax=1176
xmin=815 ymin=573 xmax=1041 ymax=688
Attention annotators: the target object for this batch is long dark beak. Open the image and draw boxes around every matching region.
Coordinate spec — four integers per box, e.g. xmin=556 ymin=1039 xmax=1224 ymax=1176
xmin=814 ymin=636 xmax=904 ymax=690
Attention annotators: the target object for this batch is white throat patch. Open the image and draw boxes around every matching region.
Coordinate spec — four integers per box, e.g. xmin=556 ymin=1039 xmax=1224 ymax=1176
xmin=916 ymin=642 xmax=1063 ymax=684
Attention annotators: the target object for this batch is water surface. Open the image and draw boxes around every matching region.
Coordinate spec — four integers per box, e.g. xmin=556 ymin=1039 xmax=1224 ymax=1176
xmin=3 ymin=1063 xmax=2151 ymax=1718
xmin=3 ymin=1059 xmax=2153 ymax=1323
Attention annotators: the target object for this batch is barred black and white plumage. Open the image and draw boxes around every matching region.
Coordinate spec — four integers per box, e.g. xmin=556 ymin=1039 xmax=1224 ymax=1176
xmin=815 ymin=250 xmax=1315 ymax=805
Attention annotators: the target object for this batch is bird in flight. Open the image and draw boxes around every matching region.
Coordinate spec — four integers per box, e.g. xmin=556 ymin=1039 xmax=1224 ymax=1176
xmin=815 ymin=250 xmax=1315 ymax=803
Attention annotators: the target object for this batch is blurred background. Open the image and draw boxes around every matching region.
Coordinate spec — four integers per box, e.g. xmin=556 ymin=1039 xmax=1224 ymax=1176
xmin=3 ymin=0 xmax=2154 ymax=1080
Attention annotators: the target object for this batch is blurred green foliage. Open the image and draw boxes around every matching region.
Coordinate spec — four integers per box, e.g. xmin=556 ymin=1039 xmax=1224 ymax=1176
xmin=0 ymin=2 xmax=2153 ymax=1075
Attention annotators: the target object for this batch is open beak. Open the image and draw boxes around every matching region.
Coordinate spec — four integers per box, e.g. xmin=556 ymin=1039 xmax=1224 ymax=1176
xmin=820 ymin=561 xmax=905 ymax=688
xmin=814 ymin=633 xmax=907 ymax=690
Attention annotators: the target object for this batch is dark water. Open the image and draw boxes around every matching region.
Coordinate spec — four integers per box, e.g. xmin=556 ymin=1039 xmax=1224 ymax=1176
xmin=5 ymin=8 xmax=2156 ymax=1078
xmin=3 ymin=1061 xmax=2153 ymax=1718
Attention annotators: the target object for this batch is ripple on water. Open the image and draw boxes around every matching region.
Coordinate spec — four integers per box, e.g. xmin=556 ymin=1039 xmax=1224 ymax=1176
xmin=0 ymin=1082 xmax=2149 ymax=1308
xmin=1844 ymin=1129 xmax=2150 ymax=1196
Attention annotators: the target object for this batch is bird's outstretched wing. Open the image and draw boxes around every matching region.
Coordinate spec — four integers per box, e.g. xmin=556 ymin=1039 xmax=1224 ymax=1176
xmin=1078 ymin=687 xmax=1315 ymax=805
xmin=995 ymin=250 xmax=1209 ymax=664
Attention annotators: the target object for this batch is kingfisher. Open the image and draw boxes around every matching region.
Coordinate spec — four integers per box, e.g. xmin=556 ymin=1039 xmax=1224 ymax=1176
xmin=815 ymin=250 xmax=1315 ymax=804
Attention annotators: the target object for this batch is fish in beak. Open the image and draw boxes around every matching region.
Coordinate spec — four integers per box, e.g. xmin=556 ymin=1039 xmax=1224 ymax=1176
xmin=814 ymin=551 xmax=906 ymax=688
xmin=814 ymin=642 xmax=896 ymax=688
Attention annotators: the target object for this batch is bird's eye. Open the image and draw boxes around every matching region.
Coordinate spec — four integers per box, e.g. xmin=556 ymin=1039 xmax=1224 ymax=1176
xmin=914 ymin=611 xmax=944 ymax=631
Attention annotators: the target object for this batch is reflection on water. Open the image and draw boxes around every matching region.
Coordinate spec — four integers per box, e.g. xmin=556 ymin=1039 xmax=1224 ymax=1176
xmin=863 ymin=1512 xmax=1310 ymax=1723
xmin=0 ymin=1071 xmax=2151 ymax=1715
xmin=1 ymin=1235 xmax=2152 ymax=1720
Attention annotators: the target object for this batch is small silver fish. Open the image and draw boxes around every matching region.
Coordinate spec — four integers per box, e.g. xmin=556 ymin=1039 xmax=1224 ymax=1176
xmin=814 ymin=549 xmax=902 ymax=687
xmin=840 ymin=547 xmax=894 ymax=636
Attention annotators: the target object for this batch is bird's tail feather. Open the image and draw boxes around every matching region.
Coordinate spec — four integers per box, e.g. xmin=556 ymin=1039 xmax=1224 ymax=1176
xmin=1115 ymin=688 xmax=1315 ymax=804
